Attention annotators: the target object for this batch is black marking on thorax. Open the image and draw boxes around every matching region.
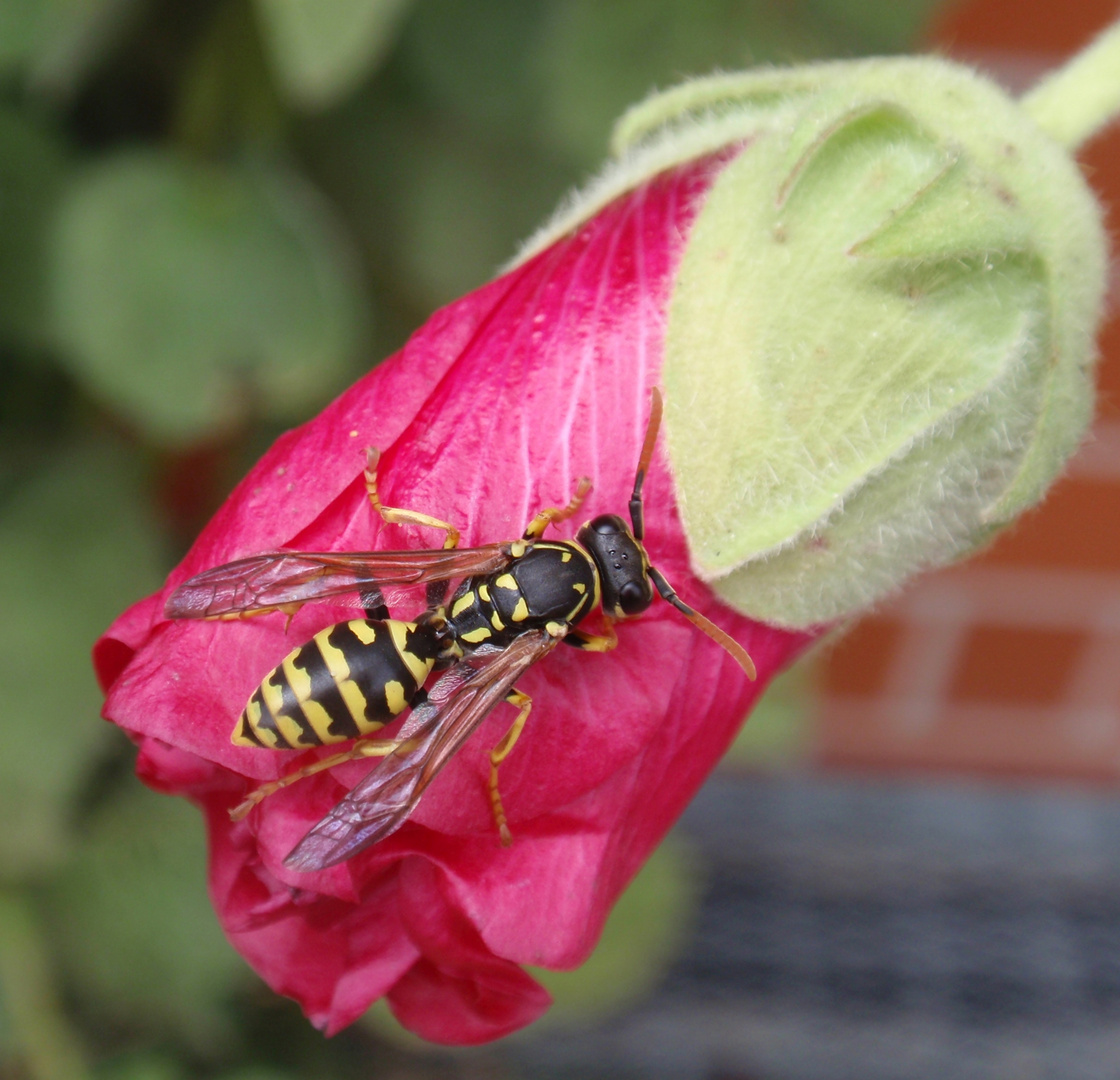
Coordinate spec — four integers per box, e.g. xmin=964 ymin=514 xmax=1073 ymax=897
xmin=444 ymin=541 xmax=599 ymax=650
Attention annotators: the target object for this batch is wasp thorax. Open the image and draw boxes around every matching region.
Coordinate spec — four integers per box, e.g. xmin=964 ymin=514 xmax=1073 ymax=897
xmin=577 ymin=514 xmax=654 ymax=617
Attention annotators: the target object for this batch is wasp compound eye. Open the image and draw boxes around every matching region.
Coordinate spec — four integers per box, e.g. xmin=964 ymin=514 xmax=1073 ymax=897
xmin=618 ymin=578 xmax=652 ymax=616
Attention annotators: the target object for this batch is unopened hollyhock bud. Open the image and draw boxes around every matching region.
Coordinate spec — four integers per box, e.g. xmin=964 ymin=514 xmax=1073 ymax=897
xmin=522 ymin=41 xmax=1118 ymax=628
xmin=96 ymin=27 xmax=1120 ymax=1045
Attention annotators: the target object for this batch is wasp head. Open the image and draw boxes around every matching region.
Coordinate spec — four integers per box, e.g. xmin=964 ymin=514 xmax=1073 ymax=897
xmin=576 ymin=514 xmax=654 ymax=618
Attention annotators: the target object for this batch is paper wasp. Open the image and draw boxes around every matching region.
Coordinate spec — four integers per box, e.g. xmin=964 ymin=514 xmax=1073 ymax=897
xmin=165 ymin=389 xmax=755 ymax=871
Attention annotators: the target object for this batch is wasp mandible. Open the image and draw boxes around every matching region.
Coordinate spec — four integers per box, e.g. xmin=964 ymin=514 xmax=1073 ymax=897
xmin=166 ymin=389 xmax=755 ymax=871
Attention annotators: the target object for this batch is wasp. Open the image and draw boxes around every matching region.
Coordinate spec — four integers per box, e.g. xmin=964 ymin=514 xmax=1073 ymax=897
xmin=166 ymin=389 xmax=755 ymax=871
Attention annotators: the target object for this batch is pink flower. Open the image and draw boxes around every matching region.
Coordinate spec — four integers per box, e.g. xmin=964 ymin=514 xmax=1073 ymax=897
xmin=95 ymin=150 xmax=818 ymax=1043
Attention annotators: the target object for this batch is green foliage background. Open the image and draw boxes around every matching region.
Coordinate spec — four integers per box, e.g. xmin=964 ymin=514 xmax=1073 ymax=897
xmin=0 ymin=1 xmax=943 ymax=1076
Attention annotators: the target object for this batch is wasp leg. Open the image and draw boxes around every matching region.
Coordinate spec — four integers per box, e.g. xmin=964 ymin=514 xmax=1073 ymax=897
xmin=564 ymin=618 xmax=618 ymax=652
xmin=487 ymin=689 xmax=534 ymax=847
xmin=366 ymin=447 xmax=461 ymax=607
xmin=213 ymin=602 xmax=302 ymax=623
xmin=229 ymin=735 xmax=416 ymax=822
xmin=522 ymin=477 xmax=592 ymax=540
xmin=365 ymin=447 xmax=461 ymax=550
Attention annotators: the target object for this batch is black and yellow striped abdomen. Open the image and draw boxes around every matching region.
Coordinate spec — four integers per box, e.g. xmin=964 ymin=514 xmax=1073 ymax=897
xmin=234 ymin=619 xmax=437 ymax=749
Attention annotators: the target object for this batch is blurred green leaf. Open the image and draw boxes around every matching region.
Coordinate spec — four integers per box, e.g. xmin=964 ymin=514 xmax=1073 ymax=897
xmin=0 ymin=890 xmax=89 ymax=1080
xmin=0 ymin=0 xmax=136 ymax=92
xmin=254 ymin=0 xmax=413 ymax=111
xmin=398 ymin=0 xmax=549 ymax=137
xmin=46 ymin=779 xmax=249 ymax=1047
xmin=175 ymin=0 xmax=286 ymax=158
xmin=50 ymin=151 xmax=367 ymax=446
xmin=807 ymin=0 xmax=947 ymax=53
xmin=0 ymin=354 xmax=74 ymax=500
xmin=0 ymin=0 xmax=65 ymax=74
xmin=0 ymin=106 xmax=68 ymax=348
xmin=216 ymin=1070 xmax=296 ymax=1080
xmin=95 ymin=1053 xmax=184 ymax=1080
xmin=533 ymin=0 xmax=828 ymax=163
xmin=0 ymin=436 xmax=162 ymax=877
xmin=310 ymin=99 xmax=576 ymax=312
xmin=534 ymin=0 xmax=943 ymax=163
xmin=398 ymin=128 xmax=574 ymax=306
xmin=527 ymin=839 xmax=700 ymax=1028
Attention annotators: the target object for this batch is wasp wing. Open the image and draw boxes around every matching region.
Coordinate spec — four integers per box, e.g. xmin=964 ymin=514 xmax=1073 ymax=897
xmin=164 ymin=546 xmax=511 ymax=619
xmin=283 ymin=629 xmax=561 ymax=871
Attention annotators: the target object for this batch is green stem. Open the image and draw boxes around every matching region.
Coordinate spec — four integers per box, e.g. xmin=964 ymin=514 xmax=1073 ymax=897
xmin=173 ymin=0 xmax=287 ymax=159
xmin=0 ymin=890 xmax=89 ymax=1080
xmin=1021 ymin=17 xmax=1120 ymax=151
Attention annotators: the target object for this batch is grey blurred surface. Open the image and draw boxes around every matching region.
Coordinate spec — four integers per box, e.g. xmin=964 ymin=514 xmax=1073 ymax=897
xmin=515 ymin=774 xmax=1120 ymax=1080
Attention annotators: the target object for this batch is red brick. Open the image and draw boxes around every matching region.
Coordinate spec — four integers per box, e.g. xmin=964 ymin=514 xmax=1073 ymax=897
xmin=949 ymin=625 xmax=1085 ymax=705
xmin=981 ymin=480 xmax=1120 ymax=572
xmin=820 ymin=618 xmax=902 ymax=696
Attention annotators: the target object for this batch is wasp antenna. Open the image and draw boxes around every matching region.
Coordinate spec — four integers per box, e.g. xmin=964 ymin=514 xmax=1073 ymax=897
xmin=648 ymin=566 xmax=756 ymax=679
xmin=629 ymin=387 xmax=664 ymax=541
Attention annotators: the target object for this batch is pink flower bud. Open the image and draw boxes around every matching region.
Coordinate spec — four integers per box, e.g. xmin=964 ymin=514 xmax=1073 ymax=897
xmin=95 ymin=152 xmax=815 ymax=1042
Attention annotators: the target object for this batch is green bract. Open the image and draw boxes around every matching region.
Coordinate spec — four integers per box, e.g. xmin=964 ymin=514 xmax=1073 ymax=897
xmin=629 ymin=57 xmax=1108 ymax=627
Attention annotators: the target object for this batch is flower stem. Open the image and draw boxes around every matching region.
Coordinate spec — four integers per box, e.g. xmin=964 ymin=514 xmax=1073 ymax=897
xmin=1021 ymin=17 xmax=1120 ymax=151
xmin=0 ymin=890 xmax=89 ymax=1080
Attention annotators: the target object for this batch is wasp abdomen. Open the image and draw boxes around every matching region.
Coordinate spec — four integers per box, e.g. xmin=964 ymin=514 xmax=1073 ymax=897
xmin=234 ymin=619 xmax=437 ymax=749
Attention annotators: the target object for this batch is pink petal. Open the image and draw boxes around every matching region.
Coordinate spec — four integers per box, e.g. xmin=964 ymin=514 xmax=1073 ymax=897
xmin=388 ymin=857 xmax=552 ymax=1044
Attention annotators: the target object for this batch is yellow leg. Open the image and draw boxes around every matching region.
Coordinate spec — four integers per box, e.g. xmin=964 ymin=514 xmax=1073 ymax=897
xmin=212 ymin=602 xmax=301 ymax=622
xmin=567 ymin=618 xmax=618 ymax=652
xmin=522 ymin=477 xmax=592 ymax=540
xmin=488 ymin=690 xmax=533 ymax=846
xmin=229 ymin=735 xmax=414 ymax=821
xmin=365 ymin=447 xmax=460 ymax=550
